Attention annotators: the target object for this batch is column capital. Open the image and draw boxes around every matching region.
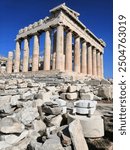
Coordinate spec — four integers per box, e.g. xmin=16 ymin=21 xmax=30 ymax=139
xmin=44 ymin=27 xmax=51 ymax=32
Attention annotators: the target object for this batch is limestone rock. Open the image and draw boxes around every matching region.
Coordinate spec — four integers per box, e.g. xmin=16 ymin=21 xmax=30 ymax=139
xmin=98 ymin=85 xmax=113 ymax=100
xmin=0 ymin=117 xmax=25 ymax=134
xmin=50 ymin=115 xmax=62 ymax=127
xmin=42 ymin=138 xmax=64 ymax=150
xmin=80 ymin=92 xmax=94 ymax=100
xmin=0 ymin=141 xmax=11 ymax=149
xmin=68 ymin=85 xmax=77 ymax=92
xmin=20 ymin=91 xmax=34 ymax=100
xmin=43 ymin=102 xmax=62 ymax=115
xmin=32 ymin=119 xmax=46 ymax=132
xmin=37 ymin=91 xmax=51 ymax=102
xmin=66 ymin=92 xmax=78 ymax=100
xmin=3 ymin=130 xmax=28 ymax=145
xmin=79 ymin=86 xmax=90 ymax=93
xmin=69 ymin=119 xmax=88 ymax=150
xmin=18 ymin=107 xmax=39 ymax=125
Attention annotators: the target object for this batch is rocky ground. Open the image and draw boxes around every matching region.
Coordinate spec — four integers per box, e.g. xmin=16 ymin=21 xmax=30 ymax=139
xmin=0 ymin=72 xmax=113 ymax=150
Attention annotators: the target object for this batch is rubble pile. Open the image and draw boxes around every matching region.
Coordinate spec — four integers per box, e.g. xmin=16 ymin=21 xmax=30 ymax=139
xmin=0 ymin=76 xmax=113 ymax=150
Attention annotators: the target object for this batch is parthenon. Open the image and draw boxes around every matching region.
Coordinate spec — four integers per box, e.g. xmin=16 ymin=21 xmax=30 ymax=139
xmin=6 ymin=3 xmax=106 ymax=78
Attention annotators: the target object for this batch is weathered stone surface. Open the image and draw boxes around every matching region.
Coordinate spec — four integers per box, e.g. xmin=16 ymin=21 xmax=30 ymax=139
xmin=42 ymin=138 xmax=64 ymax=150
xmin=43 ymin=102 xmax=62 ymax=115
xmin=37 ymin=91 xmax=51 ymax=102
xmin=17 ymin=107 xmax=39 ymax=125
xmin=68 ymin=85 xmax=77 ymax=92
xmin=68 ymin=112 xmax=104 ymax=138
xmin=32 ymin=119 xmax=46 ymax=132
xmin=3 ymin=130 xmax=28 ymax=145
xmin=54 ymin=98 xmax=67 ymax=114
xmin=0 ymin=117 xmax=25 ymax=134
xmin=69 ymin=119 xmax=88 ymax=150
xmin=98 ymin=85 xmax=113 ymax=99
xmin=27 ymin=82 xmax=39 ymax=87
xmin=80 ymin=92 xmax=94 ymax=100
xmin=10 ymin=95 xmax=21 ymax=106
xmin=79 ymin=86 xmax=90 ymax=93
xmin=60 ymin=93 xmax=66 ymax=99
xmin=20 ymin=91 xmax=34 ymax=100
xmin=66 ymin=92 xmax=78 ymax=100
xmin=50 ymin=115 xmax=62 ymax=127
xmin=18 ymin=83 xmax=27 ymax=88
xmin=0 ymin=141 xmax=12 ymax=149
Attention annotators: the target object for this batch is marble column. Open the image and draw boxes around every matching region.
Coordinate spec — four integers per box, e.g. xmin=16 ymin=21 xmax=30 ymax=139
xmin=100 ymin=52 xmax=104 ymax=78
xmin=44 ymin=29 xmax=51 ymax=70
xmin=65 ymin=30 xmax=72 ymax=71
xmin=32 ymin=33 xmax=39 ymax=71
xmin=7 ymin=51 xmax=13 ymax=73
xmin=97 ymin=50 xmax=101 ymax=78
xmin=87 ymin=44 xmax=92 ymax=75
xmin=74 ymin=36 xmax=80 ymax=73
xmin=81 ymin=41 xmax=87 ymax=74
xmin=52 ymin=31 xmax=56 ymax=70
xmin=92 ymin=47 xmax=97 ymax=76
xmin=56 ymin=25 xmax=64 ymax=70
xmin=14 ymin=40 xmax=21 ymax=72
xmin=23 ymin=37 xmax=29 ymax=72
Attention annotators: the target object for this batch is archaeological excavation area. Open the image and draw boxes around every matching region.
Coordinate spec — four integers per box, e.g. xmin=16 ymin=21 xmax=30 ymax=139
xmin=0 ymin=3 xmax=113 ymax=150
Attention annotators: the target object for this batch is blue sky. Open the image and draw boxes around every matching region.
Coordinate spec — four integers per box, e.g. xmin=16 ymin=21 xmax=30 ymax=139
xmin=0 ymin=0 xmax=113 ymax=78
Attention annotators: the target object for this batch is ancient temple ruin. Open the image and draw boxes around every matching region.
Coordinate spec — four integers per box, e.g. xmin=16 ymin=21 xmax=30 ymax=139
xmin=6 ymin=3 xmax=106 ymax=78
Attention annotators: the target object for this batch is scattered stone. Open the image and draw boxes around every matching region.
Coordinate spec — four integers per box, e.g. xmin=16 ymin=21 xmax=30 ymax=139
xmin=68 ymin=85 xmax=77 ymax=92
xmin=66 ymin=93 xmax=78 ymax=100
xmin=18 ymin=107 xmax=39 ymax=125
xmin=80 ymin=92 xmax=94 ymax=100
xmin=20 ymin=91 xmax=34 ymax=100
xmin=43 ymin=102 xmax=62 ymax=115
xmin=69 ymin=119 xmax=88 ymax=150
xmin=0 ymin=117 xmax=25 ymax=134
xmin=98 ymin=85 xmax=113 ymax=100
xmin=32 ymin=119 xmax=46 ymax=132
xmin=50 ymin=115 xmax=62 ymax=127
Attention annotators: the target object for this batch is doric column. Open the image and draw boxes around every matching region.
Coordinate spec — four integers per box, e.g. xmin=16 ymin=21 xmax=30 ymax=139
xmin=23 ymin=37 xmax=29 ymax=72
xmin=81 ymin=41 xmax=87 ymax=74
xmin=44 ymin=29 xmax=51 ymax=70
xmin=92 ymin=47 xmax=97 ymax=76
xmin=74 ymin=36 xmax=80 ymax=73
xmin=14 ymin=40 xmax=21 ymax=72
xmin=97 ymin=50 xmax=101 ymax=78
xmin=7 ymin=51 xmax=13 ymax=73
xmin=52 ymin=52 xmax=56 ymax=70
xmin=100 ymin=52 xmax=104 ymax=78
xmin=32 ymin=33 xmax=39 ymax=71
xmin=87 ymin=44 xmax=92 ymax=75
xmin=56 ymin=25 xmax=64 ymax=70
xmin=65 ymin=30 xmax=72 ymax=71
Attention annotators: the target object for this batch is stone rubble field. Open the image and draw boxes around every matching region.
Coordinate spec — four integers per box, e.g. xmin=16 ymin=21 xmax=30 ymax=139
xmin=0 ymin=73 xmax=113 ymax=150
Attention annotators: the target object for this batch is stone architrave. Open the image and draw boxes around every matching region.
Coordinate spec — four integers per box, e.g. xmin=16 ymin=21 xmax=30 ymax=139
xmin=81 ymin=41 xmax=87 ymax=74
xmin=56 ymin=25 xmax=64 ymax=70
xmin=32 ymin=33 xmax=39 ymax=71
xmin=97 ymin=51 xmax=101 ymax=78
xmin=87 ymin=44 xmax=92 ymax=75
xmin=92 ymin=47 xmax=97 ymax=76
xmin=7 ymin=51 xmax=13 ymax=73
xmin=23 ymin=37 xmax=29 ymax=72
xmin=74 ymin=36 xmax=80 ymax=73
xmin=65 ymin=30 xmax=72 ymax=71
xmin=44 ymin=29 xmax=51 ymax=70
xmin=14 ymin=40 xmax=21 ymax=72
